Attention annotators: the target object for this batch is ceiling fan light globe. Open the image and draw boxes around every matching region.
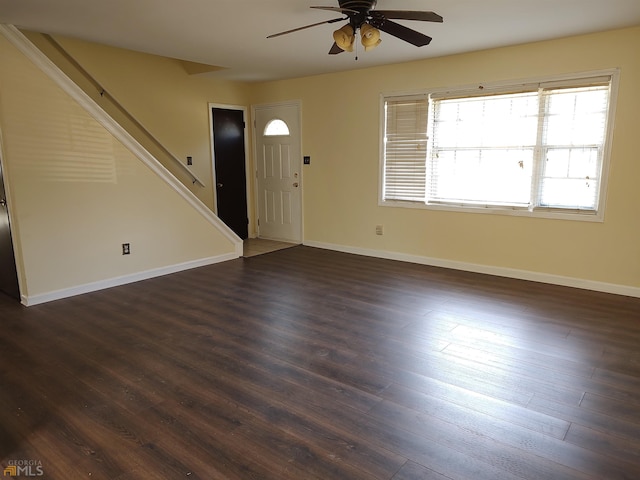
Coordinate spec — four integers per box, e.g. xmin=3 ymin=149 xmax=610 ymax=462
xmin=363 ymin=38 xmax=382 ymax=51
xmin=360 ymin=23 xmax=381 ymax=51
xmin=333 ymin=24 xmax=355 ymax=52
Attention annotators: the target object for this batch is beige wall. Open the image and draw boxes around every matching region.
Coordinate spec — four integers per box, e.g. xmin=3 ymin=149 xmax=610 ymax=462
xmin=0 ymin=33 xmax=238 ymax=302
xmin=249 ymin=27 xmax=640 ymax=290
xmin=46 ymin=35 xmax=253 ymax=212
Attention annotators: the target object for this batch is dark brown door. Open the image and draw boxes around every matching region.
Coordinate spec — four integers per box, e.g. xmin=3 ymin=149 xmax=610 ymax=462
xmin=212 ymin=107 xmax=248 ymax=240
xmin=0 ymin=160 xmax=20 ymax=300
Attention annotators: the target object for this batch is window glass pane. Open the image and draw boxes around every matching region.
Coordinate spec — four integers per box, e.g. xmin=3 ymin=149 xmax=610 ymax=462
xmin=540 ymin=178 xmax=598 ymax=209
xmin=543 ymin=87 xmax=608 ymax=146
xmin=433 ymin=93 xmax=539 ymax=149
xmin=429 ymin=148 xmax=533 ymax=205
xmin=264 ymin=119 xmax=290 ymax=136
xmin=540 ymin=147 xmax=599 ymax=208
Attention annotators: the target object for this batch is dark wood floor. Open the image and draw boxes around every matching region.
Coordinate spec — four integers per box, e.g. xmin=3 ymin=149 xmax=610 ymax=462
xmin=1 ymin=246 xmax=640 ymax=479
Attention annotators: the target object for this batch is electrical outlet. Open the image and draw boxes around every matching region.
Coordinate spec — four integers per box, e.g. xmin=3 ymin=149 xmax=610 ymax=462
xmin=187 ymin=156 xmax=193 ymax=166
xmin=122 ymin=243 xmax=130 ymax=255
xmin=375 ymin=225 xmax=384 ymax=235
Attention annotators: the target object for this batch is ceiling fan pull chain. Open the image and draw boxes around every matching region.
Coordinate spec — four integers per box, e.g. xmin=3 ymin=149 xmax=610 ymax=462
xmin=355 ymin=33 xmax=359 ymax=61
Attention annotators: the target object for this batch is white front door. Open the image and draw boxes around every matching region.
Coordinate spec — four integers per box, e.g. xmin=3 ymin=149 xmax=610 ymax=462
xmin=253 ymin=102 xmax=302 ymax=243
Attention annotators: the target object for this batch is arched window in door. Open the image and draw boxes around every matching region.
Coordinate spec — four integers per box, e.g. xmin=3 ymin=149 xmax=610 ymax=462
xmin=263 ymin=118 xmax=290 ymax=136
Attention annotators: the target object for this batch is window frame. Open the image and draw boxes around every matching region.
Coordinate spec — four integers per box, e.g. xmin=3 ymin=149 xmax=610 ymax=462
xmin=378 ymin=69 xmax=620 ymax=222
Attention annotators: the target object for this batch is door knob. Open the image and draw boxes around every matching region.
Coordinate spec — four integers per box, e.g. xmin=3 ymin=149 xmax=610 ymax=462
xmin=217 ymin=183 xmax=223 ymax=188
xmin=0 ymin=199 xmax=6 ymax=207
xmin=293 ymin=182 xmax=299 ymax=188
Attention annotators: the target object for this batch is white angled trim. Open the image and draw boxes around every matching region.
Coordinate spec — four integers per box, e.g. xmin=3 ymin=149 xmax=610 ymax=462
xmin=303 ymin=240 xmax=640 ymax=299
xmin=0 ymin=24 xmax=242 ymax=256
xmin=22 ymin=253 xmax=238 ymax=306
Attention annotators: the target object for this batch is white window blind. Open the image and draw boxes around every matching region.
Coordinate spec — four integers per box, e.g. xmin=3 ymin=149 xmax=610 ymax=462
xmin=383 ymin=97 xmax=428 ymax=202
xmin=381 ymin=74 xmax=614 ymax=217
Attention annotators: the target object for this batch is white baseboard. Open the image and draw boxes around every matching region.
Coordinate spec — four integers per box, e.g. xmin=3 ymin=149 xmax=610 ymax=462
xmin=303 ymin=240 xmax=640 ymax=299
xmin=22 ymin=252 xmax=239 ymax=306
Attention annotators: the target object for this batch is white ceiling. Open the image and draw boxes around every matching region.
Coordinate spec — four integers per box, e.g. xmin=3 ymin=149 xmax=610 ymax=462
xmin=1 ymin=0 xmax=639 ymax=82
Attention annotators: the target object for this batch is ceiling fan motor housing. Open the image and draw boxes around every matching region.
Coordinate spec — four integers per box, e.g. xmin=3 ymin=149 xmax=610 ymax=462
xmin=339 ymin=0 xmax=378 ymax=28
xmin=338 ymin=0 xmax=378 ymax=10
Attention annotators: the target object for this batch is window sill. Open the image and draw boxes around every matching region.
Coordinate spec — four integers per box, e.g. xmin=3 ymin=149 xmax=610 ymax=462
xmin=378 ymin=199 xmax=604 ymax=222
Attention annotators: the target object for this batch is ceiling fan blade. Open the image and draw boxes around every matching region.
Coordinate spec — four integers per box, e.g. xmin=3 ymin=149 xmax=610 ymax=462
xmin=374 ymin=19 xmax=432 ymax=47
xmin=311 ymin=6 xmax=359 ymax=14
xmin=372 ymin=10 xmax=443 ymax=23
xmin=267 ymin=17 xmax=344 ymax=38
xmin=329 ymin=42 xmax=345 ymax=55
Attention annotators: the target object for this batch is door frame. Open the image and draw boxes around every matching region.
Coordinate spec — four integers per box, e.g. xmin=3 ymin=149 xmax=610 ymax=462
xmin=0 ymin=128 xmax=23 ymax=301
xmin=251 ymin=100 xmax=304 ymax=243
xmin=208 ymin=103 xmax=253 ymax=238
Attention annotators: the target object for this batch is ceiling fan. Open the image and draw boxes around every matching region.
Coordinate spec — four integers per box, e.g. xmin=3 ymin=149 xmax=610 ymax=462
xmin=267 ymin=0 xmax=443 ymax=55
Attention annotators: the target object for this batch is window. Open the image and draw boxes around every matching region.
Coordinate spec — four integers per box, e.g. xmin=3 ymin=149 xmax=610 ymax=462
xmin=264 ymin=118 xmax=290 ymax=136
xmin=381 ymin=72 xmax=618 ymax=220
